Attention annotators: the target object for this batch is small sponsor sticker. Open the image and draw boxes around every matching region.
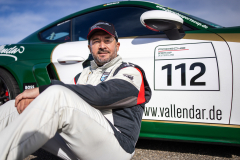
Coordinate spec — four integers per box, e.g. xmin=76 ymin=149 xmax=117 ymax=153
xmin=100 ymin=72 xmax=110 ymax=82
xmin=158 ymin=47 xmax=188 ymax=57
xmin=23 ymin=83 xmax=37 ymax=91
xmin=123 ymin=74 xmax=134 ymax=80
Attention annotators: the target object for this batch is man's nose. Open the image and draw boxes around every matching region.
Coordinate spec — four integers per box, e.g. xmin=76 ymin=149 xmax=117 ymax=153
xmin=99 ymin=41 xmax=106 ymax=49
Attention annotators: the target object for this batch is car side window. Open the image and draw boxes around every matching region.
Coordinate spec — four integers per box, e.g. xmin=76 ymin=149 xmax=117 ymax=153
xmin=72 ymin=7 xmax=160 ymax=41
xmin=72 ymin=7 xmax=194 ymax=41
xmin=40 ymin=20 xmax=71 ymax=42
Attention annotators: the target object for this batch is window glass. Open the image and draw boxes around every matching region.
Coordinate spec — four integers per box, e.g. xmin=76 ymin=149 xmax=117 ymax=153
xmin=182 ymin=23 xmax=193 ymax=31
xmin=40 ymin=20 xmax=71 ymax=42
xmin=72 ymin=7 xmax=159 ymax=41
xmin=72 ymin=7 xmax=193 ymax=41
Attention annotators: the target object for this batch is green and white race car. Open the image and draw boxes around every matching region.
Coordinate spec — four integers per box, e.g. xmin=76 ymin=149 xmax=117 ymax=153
xmin=1 ymin=1 xmax=240 ymax=145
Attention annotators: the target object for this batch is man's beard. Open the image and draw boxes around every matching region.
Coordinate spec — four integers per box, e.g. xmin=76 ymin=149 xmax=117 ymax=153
xmin=92 ymin=47 xmax=117 ymax=66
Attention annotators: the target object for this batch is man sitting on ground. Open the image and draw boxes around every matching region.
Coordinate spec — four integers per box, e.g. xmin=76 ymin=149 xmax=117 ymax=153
xmin=0 ymin=21 xmax=151 ymax=160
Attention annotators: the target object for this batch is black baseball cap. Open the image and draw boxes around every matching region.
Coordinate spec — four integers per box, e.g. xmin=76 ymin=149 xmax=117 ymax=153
xmin=87 ymin=20 xmax=118 ymax=42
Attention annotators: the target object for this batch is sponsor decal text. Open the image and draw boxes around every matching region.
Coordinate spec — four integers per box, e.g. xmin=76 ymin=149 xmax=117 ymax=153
xmin=0 ymin=45 xmax=25 ymax=61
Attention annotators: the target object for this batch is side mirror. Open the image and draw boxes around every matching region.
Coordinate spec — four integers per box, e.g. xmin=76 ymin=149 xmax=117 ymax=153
xmin=140 ymin=10 xmax=185 ymax=40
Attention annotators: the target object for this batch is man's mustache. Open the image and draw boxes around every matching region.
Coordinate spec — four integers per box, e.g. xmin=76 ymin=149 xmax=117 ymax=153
xmin=98 ymin=50 xmax=110 ymax=54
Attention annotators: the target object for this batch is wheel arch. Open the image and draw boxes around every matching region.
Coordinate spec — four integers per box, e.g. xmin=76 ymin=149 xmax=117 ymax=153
xmin=0 ymin=65 xmax=22 ymax=93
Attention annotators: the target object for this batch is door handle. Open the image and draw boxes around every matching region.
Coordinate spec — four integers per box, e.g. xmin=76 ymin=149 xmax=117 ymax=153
xmin=57 ymin=56 xmax=85 ymax=64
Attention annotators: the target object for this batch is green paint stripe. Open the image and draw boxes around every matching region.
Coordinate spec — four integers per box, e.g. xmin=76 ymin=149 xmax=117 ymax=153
xmin=142 ymin=119 xmax=240 ymax=128
xmin=140 ymin=121 xmax=240 ymax=145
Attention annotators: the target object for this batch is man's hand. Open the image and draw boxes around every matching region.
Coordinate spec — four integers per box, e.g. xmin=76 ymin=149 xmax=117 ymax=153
xmin=16 ymin=99 xmax=34 ymax=114
xmin=15 ymin=87 xmax=39 ymax=107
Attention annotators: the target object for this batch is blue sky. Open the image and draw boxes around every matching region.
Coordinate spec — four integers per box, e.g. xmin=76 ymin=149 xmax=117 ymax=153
xmin=0 ymin=0 xmax=239 ymax=45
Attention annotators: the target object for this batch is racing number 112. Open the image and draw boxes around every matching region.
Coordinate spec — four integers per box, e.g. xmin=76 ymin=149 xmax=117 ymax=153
xmin=162 ymin=62 xmax=206 ymax=86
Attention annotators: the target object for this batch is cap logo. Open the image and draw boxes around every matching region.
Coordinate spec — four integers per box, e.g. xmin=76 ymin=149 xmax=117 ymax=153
xmin=90 ymin=26 xmax=101 ymax=30
xmin=90 ymin=22 xmax=111 ymax=30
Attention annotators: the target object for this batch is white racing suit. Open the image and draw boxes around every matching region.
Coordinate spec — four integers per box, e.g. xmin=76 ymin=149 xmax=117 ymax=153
xmin=0 ymin=56 xmax=151 ymax=160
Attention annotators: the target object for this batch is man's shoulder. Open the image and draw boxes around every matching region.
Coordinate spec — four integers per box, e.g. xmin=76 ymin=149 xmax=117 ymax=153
xmin=74 ymin=66 xmax=91 ymax=84
xmin=113 ymin=62 xmax=144 ymax=77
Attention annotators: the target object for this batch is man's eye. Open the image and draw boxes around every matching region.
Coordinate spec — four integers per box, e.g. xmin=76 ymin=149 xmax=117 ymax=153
xmin=92 ymin=40 xmax=100 ymax=44
xmin=105 ymin=40 xmax=110 ymax=43
xmin=105 ymin=38 xmax=114 ymax=43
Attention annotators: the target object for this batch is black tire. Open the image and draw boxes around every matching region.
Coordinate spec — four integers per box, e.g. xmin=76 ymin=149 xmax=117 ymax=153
xmin=0 ymin=68 xmax=20 ymax=104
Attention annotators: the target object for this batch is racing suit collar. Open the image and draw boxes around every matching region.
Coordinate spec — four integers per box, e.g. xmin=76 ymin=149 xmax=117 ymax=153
xmin=90 ymin=55 xmax=122 ymax=70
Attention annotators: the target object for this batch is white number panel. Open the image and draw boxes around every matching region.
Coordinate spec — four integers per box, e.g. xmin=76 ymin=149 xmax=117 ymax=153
xmin=154 ymin=43 xmax=220 ymax=91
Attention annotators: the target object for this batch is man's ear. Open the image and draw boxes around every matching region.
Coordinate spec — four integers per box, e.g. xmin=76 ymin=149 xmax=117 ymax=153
xmin=116 ymin=42 xmax=120 ymax=52
xmin=88 ymin=45 xmax=91 ymax=53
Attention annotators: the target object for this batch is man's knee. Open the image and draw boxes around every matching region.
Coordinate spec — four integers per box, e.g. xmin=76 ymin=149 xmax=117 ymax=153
xmin=1 ymin=100 xmax=15 ymax=109
xmin=41 ymin=85 xmax=77 ymax=103
xmin=0 ymin=100 xmax=18 ymax=118
xmin=43 ymin=85 xmax=67 ymax=95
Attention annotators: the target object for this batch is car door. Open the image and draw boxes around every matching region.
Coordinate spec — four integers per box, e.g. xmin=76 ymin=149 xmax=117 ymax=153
xmin=127 ymin=33 xmax=232 ymax=125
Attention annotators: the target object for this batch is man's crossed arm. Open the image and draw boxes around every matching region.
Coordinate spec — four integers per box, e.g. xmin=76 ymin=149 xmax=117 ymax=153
xmin=15 ymin=88 xmax=39 ymax=114
xmin=14 ymin=66 xmax=150 ymax=114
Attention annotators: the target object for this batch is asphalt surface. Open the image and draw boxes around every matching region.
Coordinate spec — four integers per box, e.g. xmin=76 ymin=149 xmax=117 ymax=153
xmin=24 ymin=139 xmax=240 ymax=160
